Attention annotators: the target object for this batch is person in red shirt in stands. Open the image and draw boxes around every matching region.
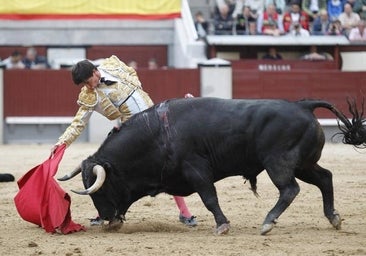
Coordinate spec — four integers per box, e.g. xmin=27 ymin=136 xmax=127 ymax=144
xmin=283 ymin=1 xmax=310 ymax=33
xmin=258 ymin=4 xmax=285 ymax=36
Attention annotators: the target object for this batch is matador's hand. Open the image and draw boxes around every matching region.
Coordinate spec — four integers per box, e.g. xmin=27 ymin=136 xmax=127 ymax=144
xmin=50 ymin=143 xmax=65 ymax=157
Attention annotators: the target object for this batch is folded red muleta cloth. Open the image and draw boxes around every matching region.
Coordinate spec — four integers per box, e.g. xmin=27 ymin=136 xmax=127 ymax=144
xmin=14 ymin=144 xmax=85 ymax=234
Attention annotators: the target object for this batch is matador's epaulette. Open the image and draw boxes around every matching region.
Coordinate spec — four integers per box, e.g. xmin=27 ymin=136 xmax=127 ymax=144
xmin=99 ymin=55 xmax=130 ymax=75
xmin=77 ymin=86 xmax=97 ymax=107
xmin=98 ymin=55 xmax=142 ymax=89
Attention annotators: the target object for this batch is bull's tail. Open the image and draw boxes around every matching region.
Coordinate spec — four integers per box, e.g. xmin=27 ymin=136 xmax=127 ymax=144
xmin=298 ymin=98 xmax=366 ymax=148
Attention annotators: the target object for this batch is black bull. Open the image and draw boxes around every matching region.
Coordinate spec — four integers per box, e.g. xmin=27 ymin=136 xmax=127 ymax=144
xmin=59 ymin=97 xmax=366 ymax=235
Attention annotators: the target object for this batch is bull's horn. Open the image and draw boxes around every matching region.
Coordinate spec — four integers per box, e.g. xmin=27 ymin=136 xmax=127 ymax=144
xmin=71 ymin=165 xmax=106 ymax=195
xmin=57 ymin=164 xmax=82 ymax=181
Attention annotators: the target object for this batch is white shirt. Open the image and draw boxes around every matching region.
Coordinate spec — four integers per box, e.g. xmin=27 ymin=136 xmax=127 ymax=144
xmin=310 ymin=0 xmax=319 ymax=12
xmin=291 ymin=13 xmax=300 ymax=23
xmin=348 ymin=27 xmax=366 ymax=41
xmin=288 ymin=28 xmax=310 ymax=36
xmin=1 ymin=57 xmax=25 ymax=69
xmin=246 ymin=0 xmax=265 ymax=14
xmin=338 ymin=12 xmax=360 ymax=28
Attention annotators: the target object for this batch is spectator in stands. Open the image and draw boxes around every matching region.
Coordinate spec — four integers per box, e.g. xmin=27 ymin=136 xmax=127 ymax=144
xmin=22 ymin=47 xmax=49 ymax=69
xmin=348 ymin=19 xmax=366 ymax=41
xmin=312 ymin=9 xmax=332 ymax=35
xmin=287 ymin=21 xmax=311 ymax=35
xmin=1 ymin=50 xmax=25 ymax=69
xmin=328 ymin=0 xmax=347 ymax=21
xmin=148 ymin=58 xmax=159 ymax=69
xmin=258 ymin=4 xmax=285 ymax=35
xmin=245 ymin=0 xmax=266 ymax=15
xmin=194 ymin=11 xmax=209 ymax=39
xmin=302 ymin=0 xmax=327 ymax=22
xmin=346 ymin=0 xmax=357 ymax=7
xmin=52 ymin=55 xmax=198 ymax=227
xmin=214 ymin=3 xmax=235 ymax=35
xmin=262 ymin=47 xmax=283 ymax=59
xmin=128 ymin=60 xmax=138 ymax=70
xmin=216 ymin=0 xmax=237 ymax=13
xmin=265 ymin=0 xmax=286 ymax=15
xmin=249 ymin=21 xmax=261 ymax=34
xmin=283 ymin=2 xmax=310 ymax=33
xmin=235 ymin=6 xmax=258 ymax=34
xmin=338 ymin=3 xmax=361 ymax=36
xmin=300 ymin=45 xmax=334 ymax=60
xmin=284 ymin=0 xmax=295 ymax=12
xmin=230 ymin=0 xmax=246 ymax=17
xmin=327 ymin=19 xmax=344 ymax=35
xmin=353 ymin=0 xmax=366 ymax=19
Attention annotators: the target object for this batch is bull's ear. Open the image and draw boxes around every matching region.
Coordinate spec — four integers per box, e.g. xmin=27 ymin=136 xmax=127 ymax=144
xmin=102 ymin=162 xmax=112 ymax=172
xmin=102 ymin=162 xmax=122 ymax=178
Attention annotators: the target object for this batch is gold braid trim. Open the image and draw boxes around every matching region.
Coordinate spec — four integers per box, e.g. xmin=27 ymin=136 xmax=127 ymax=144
xmin=57 ymin=106 xmax=92 ymax=146
xmin=97 ymin=90 xmax=122 ymax=120
xmin=118 ymin=104 xmax=132 ymax=123
xmin=98 ymin=55 xmax=142 ymax=90
xmin=77 ymin=86 xmax=97 ymax=107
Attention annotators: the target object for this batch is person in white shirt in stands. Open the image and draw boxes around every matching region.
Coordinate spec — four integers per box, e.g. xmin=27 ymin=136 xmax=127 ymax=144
xmin=287 ymin=21 xmax=310 ymax=36
xmin=348 ymin=19 xmax=366 ymax=41
xmin=338 ymin=3 xmax=360 ymax=36
xmin=300 ymin=45 xmax=334 ymax=60
xmin=246 ymin=0 xmax=266 ymax=15
xmin=1 ymin=50 xmax=25 ymax=69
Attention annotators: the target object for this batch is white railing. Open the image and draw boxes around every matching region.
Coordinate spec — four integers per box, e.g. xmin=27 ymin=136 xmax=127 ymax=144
xmin=181 ymin=0 xmax=198 ymax=41
xmin=173 ymin=0 xmax=207 ymax=68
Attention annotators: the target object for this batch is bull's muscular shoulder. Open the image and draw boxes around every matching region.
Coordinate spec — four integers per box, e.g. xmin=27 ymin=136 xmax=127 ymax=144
xmin=77 ymin=86 xmax=97 ymax=107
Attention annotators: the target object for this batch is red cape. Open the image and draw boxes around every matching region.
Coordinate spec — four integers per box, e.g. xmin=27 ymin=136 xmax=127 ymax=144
xmin=14 ymin=145 xmax=85 ymax=234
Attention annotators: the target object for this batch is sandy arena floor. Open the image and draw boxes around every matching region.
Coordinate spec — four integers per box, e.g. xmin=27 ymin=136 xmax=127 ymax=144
xmin=0 ymin=143 xmax=365 ymax=256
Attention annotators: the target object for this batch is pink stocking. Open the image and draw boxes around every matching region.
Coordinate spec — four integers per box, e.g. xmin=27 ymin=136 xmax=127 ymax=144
xmin=173 ymin=196 xmax=192 ymax=217
xmin=175 ymin=93 xmax=194 ymax=218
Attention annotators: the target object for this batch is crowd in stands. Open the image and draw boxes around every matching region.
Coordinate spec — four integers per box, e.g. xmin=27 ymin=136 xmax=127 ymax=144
xmin=195 ymin=0 xmax=366 ymax=41
xmin=0 ymin=46 xmax=49 ymax=70
xmin=0 ymin=47 xmax=164 ymax=70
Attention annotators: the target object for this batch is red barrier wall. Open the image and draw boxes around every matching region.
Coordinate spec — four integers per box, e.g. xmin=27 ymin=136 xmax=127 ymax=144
xmin=231 ymin=59 xmax=338 ymax=70
xmin=3 ymin=68 xmax=365 ymax=119
xmin=138 ymin=69 xmax=200 ymax=104
xmin=232 ymin=69 xmax=365 ymax=118
xmin=3 ymin=69 xmax=200 ymax=117
xmin=4 ymin=69 xmax=79 ymax=116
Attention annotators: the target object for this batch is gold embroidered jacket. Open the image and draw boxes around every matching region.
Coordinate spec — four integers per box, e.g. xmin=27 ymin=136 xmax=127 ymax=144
xmin=57 ymin=55 xmax=153 ymax=146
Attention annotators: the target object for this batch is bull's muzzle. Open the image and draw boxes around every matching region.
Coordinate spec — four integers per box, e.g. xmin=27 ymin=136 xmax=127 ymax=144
xmin=71 ymin=165 xmax=106 ymax=195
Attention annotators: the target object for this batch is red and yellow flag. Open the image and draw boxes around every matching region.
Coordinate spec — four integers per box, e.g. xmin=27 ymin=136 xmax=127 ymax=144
xmin=0 ymin=0 xmax=181 ymax=20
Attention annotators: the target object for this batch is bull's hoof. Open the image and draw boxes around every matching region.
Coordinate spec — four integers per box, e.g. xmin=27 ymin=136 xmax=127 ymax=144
xmin=215 ymin=223 xmax=230 ymax=235
xmin=103 ymin=219 xmax=123 ymax=231
xmin=260 ymin=223 xmax=274 ymax=235
xmin=330 ymin=211 xmax=342 ymax=230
